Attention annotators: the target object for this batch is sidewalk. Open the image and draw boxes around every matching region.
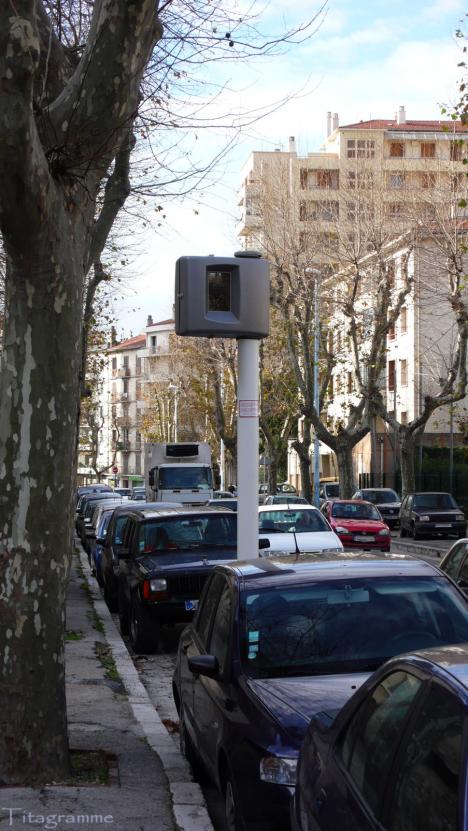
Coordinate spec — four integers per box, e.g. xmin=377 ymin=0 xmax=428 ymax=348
xmin=0 ymin=551 xmax=212 ymax=831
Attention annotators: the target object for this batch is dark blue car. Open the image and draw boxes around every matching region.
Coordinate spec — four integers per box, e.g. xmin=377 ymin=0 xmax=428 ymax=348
xmin=293 ymin=645 xmax=468 ymax=831
xmin=172 ymin=555 xmax=468 ymax=831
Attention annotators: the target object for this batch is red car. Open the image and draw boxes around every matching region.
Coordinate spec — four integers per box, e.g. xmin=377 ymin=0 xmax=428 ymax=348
xmin=321 ymin=499 xmax=391 ymax=551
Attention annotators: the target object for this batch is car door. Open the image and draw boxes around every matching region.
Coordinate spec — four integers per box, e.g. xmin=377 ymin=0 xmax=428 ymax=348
xmin=385 ymin=679 xmax=465 ymax=831
xmin=442 ymin=543 xmax=468 ymax=585
xmin=192 ymin=577 xmax=235 ymax=778
xmin=454 ymin=547 xmax=468 ymax=596
xmin=181 ymin=574 xmax=226 ymax=753
xmin=306 ymin=669 xmax=424 ymax=831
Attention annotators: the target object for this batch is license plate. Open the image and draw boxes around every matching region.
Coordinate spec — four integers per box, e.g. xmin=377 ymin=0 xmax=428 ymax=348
xmin=436 ymin=523 xmax=452 ymax=528
xmin=355 ymin=535 xmax=375 ymax=542
xmin=185 ymin=599 xmax=199 ymax=611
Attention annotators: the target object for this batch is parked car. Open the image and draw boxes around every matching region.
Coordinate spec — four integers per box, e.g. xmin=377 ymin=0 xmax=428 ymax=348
xmin=318 ymin=480 xmax=340 ymax=504
xmin=173 ymin=555 xmax=468 ymax=831
xmin=208 ymin=498 xmax=238 ymax=511
xmin=259 ymin=484 xmax=270 ymax=505
xmin=277 ymin=482 xmax=298 ymax=494
xmin=439 ymin=538 xmax=468 ymax=595
xmin=263 ymin=495 xmax=309 ymax=506
xmin=213 ymin=490 xmax=237 ymax=500
xmin=75 ymin=491 xmax=121 ymax=538
xmin=100 ymin=501 xmax=183 ymax=612
xmin=321 ymin=499 xmax=391 ymax=552
xmin=76 ymin=484 xmax=112 ymax=504
xmin=258 ymin=504 xmax=343 ymax=554
xmin=293 ymin=643 xmax=468 ymax=831
xmin=83 ymin=498 xmax=123 ymax=555
xmin=130 ymin=488 xmax=147 ymax=501
xmin=111 ymin=506 xmax=238 ymax=652
xmin=112 ymin=487 xmax=132 ymax=498
xmin=89 ymin=506 xmax=120 ymax=586
xmin=352 ymin=488 xmax=401 ymax=529
xmin=400 ymin=492 xmax=466 ymax=539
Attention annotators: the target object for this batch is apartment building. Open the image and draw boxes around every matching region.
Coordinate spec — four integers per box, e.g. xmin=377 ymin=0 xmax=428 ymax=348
xmin=85 ymin=317 xmax=174 ymax=488
xmin=237 ymin=107 xmax=468 ymax=255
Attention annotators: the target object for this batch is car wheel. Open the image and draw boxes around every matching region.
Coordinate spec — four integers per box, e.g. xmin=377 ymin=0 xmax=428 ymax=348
xmin=224 ymin=771 xmax=246 ymax=831
xmin=129 ymin=593 xmax=156 ymax=654
xmin=104 ymin=580 xmax=118 ymax=613
xmin=179 ymin=706 xmax=200 ymax=769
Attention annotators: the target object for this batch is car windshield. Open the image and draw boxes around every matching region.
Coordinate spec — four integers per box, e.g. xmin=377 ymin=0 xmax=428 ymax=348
xmin=332 ymin=503 xmax=381 ymax=520
xmin=137 ymin=514 xmax=237 ymax=552
xmin=325 ymin=484 xmax=340 ymax=497
xmin=362 ymin=490 xmax=399 ymax=504
xmin=240 ymin=576 xmax=468 ymax=679
xmin=413 ymin=494 xmax=458 ymax=510
xmin=158 ymin=467 xmax=213 ymax=490
xmin=259 ymin=509 xmax=329 ymax=533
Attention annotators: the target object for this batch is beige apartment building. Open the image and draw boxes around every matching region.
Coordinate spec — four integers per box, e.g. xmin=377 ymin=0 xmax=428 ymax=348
xmin=237 ymin=108 xmax=468 ymax=490
xmin=78 ymin=317 xmax=174 ymax=487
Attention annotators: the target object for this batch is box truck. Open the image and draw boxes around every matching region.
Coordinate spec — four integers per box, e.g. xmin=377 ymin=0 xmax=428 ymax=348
xmin=144 ymin=442 xmax=213 ymax=506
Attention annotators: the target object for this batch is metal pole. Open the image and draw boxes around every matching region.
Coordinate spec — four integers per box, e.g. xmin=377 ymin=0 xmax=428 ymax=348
xmin=449 ymin=407 xmax=454 ymax=494
xmin=313 ymin=274 xmax=320 ymax=508
xmin=237 ymin=339 xmax=260 ymax=558
xmin=174 ymin=388 xmax=178 ymax=442
xmin=220 ymin=439 xmax=225 ymax=491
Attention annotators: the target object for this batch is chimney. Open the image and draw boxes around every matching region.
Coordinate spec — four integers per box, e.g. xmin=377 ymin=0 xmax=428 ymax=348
xmin=332 ymin=113 xmax=339 ymax=131
xmin=147 ymin=315 xmax=153 ymax=327
xmin=288 ymin=136 xmax=296 ymax=154
xmin=326 ymin=111 xmax=332 ymax=137
xmin=397 ymin=106 xmax=406 ymax=125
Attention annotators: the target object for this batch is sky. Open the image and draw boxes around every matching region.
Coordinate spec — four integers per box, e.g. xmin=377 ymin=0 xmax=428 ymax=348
xmin=114 ymin=0 xmax=466 ymax=338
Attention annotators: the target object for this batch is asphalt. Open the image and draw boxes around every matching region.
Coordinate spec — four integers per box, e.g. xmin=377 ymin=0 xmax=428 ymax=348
xmin=0 ymin=549 xmax=213 ymax=831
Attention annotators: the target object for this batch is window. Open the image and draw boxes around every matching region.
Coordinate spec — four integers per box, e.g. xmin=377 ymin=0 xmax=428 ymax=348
xmin=300 ymin=168 xmax=308 ymax=189
xmin=389 ymin=142 xmax=404 ymax=158
xmin=344 ymin=671 xmax=422 ymax=814
xmin=388 ymin=323 xmax=395 ymax=340
xmin=347 ymin=139 xmax=356 ymax=159
xmin=400 ymin=411 xmax=408 ymax=425
xmin=389 ymin=683 xmax=463 ymax=831
xmin=420 ymin=171 xmax=436 ymax=189
xmin=348 ymin=139 xmax=375 ymax=159
xmin=123 ymin=355 xmax=129 ymax=371
xmin=208 ymin=583 xmax=232 ymax=675
xmin=316 ymin=170 xmax=339 ymax=189
xmin=387 ymin=203 xmax=404 ymax=219
xmin=450 ymin=140 xmax=464 ymax=161
xmin=123 ymin=379 xmax=129 ymax=395
xmin=388 ymin=360 xmax=395 ymax=391
xmin=195 ymin=574 xmax=225 ymax=647
xmin=348 ymin=171 xmax=374 ymax=190
xmin=112 ymin=357 xmax=117 ymax=375
xmin=442 ymin=543 xmax=467 ymax=580
xmin=388 ymin=172 xmax=406 ymax=189
xmin=400 ymin=359 xmax=408 ymax=386
xmin=136 ymin=357 xmax=142 ymax=376
xmin=400 ymin=307 xmax=407 ymax=334
xmin=299 ymin=201 xmax=307 ymax=221
xmin=420 ymin=142 xmax=435 ymax=159
xmin=135 ymin=453 xmax=141 ymax=474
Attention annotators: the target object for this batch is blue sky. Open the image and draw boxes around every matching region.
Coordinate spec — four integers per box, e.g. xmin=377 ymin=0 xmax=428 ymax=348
xmin=115 ymin=0 xmax=466 ymax=337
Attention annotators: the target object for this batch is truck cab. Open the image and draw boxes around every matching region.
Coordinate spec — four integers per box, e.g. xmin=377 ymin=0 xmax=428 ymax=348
xmin=145 ymin=442 xmax=213 ymax=507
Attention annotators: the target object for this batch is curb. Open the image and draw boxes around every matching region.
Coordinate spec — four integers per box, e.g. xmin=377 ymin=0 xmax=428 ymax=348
xmin=77 ymin=549 xmax=215 ymax=831
xmin=391 ymin=540 xmax=443 ymax=559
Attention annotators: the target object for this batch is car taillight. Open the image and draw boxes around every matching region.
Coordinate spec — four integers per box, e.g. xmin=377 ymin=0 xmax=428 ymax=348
xmin=143 ymin=579 xmax=168 ymax=601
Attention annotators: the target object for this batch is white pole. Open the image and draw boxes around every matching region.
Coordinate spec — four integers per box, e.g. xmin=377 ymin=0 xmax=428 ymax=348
xmin=220 ymin=439 xmax=225 ymax=491
xmin=237 ymin=339 xmax=260 ymax=558
xmin=313 ymin=273 xmax=320 ymax=507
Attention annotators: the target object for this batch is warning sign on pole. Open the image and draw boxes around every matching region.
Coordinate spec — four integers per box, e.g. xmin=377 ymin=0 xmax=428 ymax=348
xmin=238 ymin=399 xmax=259 ymax=418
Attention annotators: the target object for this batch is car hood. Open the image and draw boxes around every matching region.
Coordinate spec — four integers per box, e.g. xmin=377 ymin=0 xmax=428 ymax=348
xmin=137 ymin=549 xmax=237 ymax=572
xmin=413 ymin=508 xmax=462 ymax=517
xmin=247 ymin=673 xmax=370 ymax=745
xmin=375 ymin=502 xmax=401 ymax=510
xmin=331 ymin=519 xmax=385 ymax=532
xmin=259 ymin=531 xmax=343 ymax=553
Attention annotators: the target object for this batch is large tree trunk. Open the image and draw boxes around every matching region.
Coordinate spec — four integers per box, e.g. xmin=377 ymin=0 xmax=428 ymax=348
xmin=398 ymin=427 xmax=421 ymax=497
xmin=336 ymin=441 xmax=356 ymax=498
xmin=292 ymin=419 xmax=312 ymax=502
xmin=0 ymin=228 xmax=85 ymax=783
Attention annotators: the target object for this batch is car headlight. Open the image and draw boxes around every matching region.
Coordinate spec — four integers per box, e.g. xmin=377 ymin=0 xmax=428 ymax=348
xmin=418 ymin=515 xmax=430 ymax=521
xmin=456 ymin=514 xmax=465 ymax=521
xmin=335 ymin=526 xmax=350 ymax=534
xmin=378 ymin=528 xmax=390 ymax=536
xmin=149 ymin=578 xmax=168 ymax=592
xmin=259 ymin=756 xmax=297 ymax=786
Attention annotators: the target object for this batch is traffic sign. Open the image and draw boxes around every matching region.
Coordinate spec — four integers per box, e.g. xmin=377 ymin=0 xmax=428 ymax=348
xmin=112 ymin=466 xmax=118 ymax=474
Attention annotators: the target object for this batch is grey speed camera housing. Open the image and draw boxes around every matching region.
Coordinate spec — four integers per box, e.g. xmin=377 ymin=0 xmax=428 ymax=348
xmin=175 ymin=251 xmax=269 ymax=339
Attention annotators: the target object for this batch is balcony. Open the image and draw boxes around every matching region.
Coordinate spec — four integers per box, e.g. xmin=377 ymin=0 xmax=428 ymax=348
xmin=144 ymin=345 xmax=168 ymax=358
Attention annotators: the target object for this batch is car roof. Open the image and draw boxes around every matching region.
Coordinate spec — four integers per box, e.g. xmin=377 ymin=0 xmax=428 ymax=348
xmin=360 ymin=488 xmax=397 ymax=493
xmin=113 ymin=506 xmax=237 ymax=520
xmin=259 ymin=503 xmax=320 ymax=512
xmin=410 ymin=491 xmax=452 ymax=496
xmin=329 ymin=499 xmax=372 ymax=505
xmin=214 ymin=554 xmax=441 ymax=588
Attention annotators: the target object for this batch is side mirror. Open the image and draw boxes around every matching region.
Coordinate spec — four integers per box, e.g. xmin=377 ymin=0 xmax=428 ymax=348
xmin=188 ymin=655 xmax=219 ymax=679
xmin=258 ymin=538 xmax=270 ymax=550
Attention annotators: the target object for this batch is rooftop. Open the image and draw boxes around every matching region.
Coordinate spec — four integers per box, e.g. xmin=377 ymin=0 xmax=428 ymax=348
xmin=340 ymin=118 xmax=468 ymax=133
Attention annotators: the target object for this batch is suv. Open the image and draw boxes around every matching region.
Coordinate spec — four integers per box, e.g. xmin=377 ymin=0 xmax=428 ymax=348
xmin=319 ymin=480 xmax=340 ymax=504
xmin=400 ymin=492 xmax=466 ymax=539
xmin=112 ymin=507 xmax=238 ymax=652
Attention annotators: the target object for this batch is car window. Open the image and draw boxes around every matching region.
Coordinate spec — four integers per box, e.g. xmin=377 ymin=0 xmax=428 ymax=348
xmin=413 ymin=494 xmax=457 ymax=510
xmin=388 ymin=681 xmax=463 ymax=831
xmin=442 ymin=543 xmax=467 ymax=580
xmin=208 ymin=582 xmax=233 ymax=675
xmin=113 ymin=515 xmax=130 ymax=546
xmin=344 ymin=670 xmax=422 ymax=814
xmin=239 ymin=577 xmax=468 ymax=679
xmin=195 ymin=574 xmax=226 ymax=648
xmin=457 ymin=552 xmax=468 ymax=585
xmin=332 ymin=503 xmax=381 ymax=520
xmin=137 ymin=514 xmax=237 ymax=553
xmin=258 ymin=509 xmax=329 ymax=533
